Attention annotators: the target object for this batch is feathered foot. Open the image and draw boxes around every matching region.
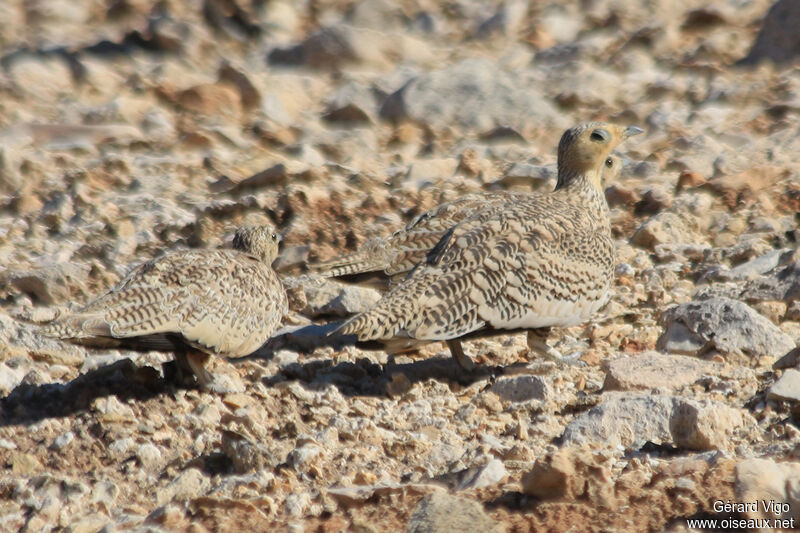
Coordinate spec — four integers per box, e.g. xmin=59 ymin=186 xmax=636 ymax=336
xmin=526 ymin=328 xmax=584 ymax=366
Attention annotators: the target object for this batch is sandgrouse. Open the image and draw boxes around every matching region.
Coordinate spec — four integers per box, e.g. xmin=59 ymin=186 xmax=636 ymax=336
xmin=336 ymin=122 xmax=641 ymax=370
xmin=312 ymin=155 xmax=623 ymax=284
xmin=41 ymin=225 xmax=288 ymax=390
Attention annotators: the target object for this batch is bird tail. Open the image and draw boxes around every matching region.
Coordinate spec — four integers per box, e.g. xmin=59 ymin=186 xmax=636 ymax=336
xmin=39 ymin=312 xmax=112 ymax=340
xmin=308 ymin=250 xmax=386 ymax=277
xmin=335 ymin=270 xmax=439 ymax=341
xmin=309 ymin=236 xmax=391 ymax=277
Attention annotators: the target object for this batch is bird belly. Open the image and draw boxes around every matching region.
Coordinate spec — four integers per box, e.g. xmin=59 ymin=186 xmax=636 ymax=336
xmin=490 ymin=294 xmax=609 ymax=330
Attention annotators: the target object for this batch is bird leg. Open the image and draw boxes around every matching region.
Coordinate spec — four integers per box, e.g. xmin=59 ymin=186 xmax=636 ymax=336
xmin=526 ymin=328 xmax=562 ymax=361
xmin=526 ymin=328 xmax=583 ymax=366
xmin=446 ymin=339 xmax=475 ymax=371
xmin=172 ymin=350 xmax=214 ymax=388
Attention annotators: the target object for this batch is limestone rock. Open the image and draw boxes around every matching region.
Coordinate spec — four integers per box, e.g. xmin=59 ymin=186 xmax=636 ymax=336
xmin=603 ymin=352 xmax=720 ymax=391
xmin=407 ymin=491 xmax=502 ymax=533
xmin=735 ymin=458 xmax=800 ymax=522
xmin=300 ymin=278 xmax=382 ymax=318
xmin=742 ymin=260 xmax=800 ymax=303
xmin=740 ymin=0 xmax=800 ymax=65
xmin=774 ymin=347 xmax=800 ymax=370
xmin=6 ymin=263 xmax=90 ymax=305
xmin=268 ymin=24 xmax=393 ymax=70
xmin=632 ymin=212 xmax=708 ymax=250
xmin=380 ymin=59 xmax=558 ymax=131
xmin=767 ymin=369 xmax=800 ymax=403
xmin=669 ymin=399 xmax=749 ymax=451
xmin=323 ymin=82 xmax=377 ymax=123
xmin=489 ymin=374 xmax=551 ymax=402
xmin=658 ymin=297 xmax=795 ymax=358
xmin=455 ymin=459 xmax=508 ymax=491
xmin=156 ymin=469 xmax=210 ymax=505
xmin=561 ymin=393 xmax=753 ymax=451
xmin=521 ymin=446 xmax=615 ymax=508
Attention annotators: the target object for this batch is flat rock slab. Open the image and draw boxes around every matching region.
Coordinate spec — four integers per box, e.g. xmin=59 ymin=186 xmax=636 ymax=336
xmin=603 ymin=352 xmax=721 ymax=391
xmin=560 ymin=393 xmax=754 ymax=451
xmin=658 ymin=297 xmax=795 ymax=358
xmin=327 ymin=482 xmax=439 ymax=507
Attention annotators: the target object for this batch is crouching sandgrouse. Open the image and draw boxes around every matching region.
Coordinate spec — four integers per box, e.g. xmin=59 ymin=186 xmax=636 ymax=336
xmin=41 ymin=225 xmax=288 ymax=391
xmin=336 ymin=122 xmax=642 ymax=370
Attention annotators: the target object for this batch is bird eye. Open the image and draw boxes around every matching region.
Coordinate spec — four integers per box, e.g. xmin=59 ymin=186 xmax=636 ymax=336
xmin=605 ymin=157 xmax=613 ymax=168
xmin=271 ymin=233 xmax=277 ymax=240
xmin=590 ymin=129 xmax=609 ymax=142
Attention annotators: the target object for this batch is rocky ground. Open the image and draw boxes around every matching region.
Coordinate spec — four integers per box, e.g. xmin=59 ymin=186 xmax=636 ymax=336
xmin=1 ymin=0 xmax=799 ymax=531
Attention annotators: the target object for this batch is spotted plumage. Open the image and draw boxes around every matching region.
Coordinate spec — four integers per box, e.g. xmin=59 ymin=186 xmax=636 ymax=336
xmin=311 ymin=156 xmax=623 ymax=283
xmin=337 ymin=123 xmax=641 ymax=368
xmin=41 ymin=225 xmax=288 ymax=389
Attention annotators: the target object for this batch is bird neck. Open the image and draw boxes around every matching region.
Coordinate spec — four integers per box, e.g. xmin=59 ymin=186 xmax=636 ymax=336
xmin=553 ymin=168 xmax=609 ymax=214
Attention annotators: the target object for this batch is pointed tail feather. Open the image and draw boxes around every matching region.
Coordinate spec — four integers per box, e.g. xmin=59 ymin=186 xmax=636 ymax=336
xmin=309 ymin=249 xmax=388 ymax=278
xmin=334 ymin=270 xmax=440 ymax=341
xmin=40 ymin=313 xmax=112 ymax=339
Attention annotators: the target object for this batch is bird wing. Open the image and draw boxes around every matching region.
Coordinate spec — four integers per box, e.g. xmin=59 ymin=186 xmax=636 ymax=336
xmin=310 ymin=192 xmax=517 ymax=278
xmin=43 ymin=250 xmax=287 ymax=357
xmin=339 ymin=195 xmax=613 ymax=342
xmin=383 ymin=192 xmax=516 ymax=276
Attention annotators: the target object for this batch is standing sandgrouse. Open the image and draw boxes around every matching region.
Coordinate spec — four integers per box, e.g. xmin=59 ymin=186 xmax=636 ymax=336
xmin=41 ymin=225 xmax=288 ymax=390
xmin=336 ymin=122 xmax=641 ymax=370
xmin=311 ymin=157 xmax=623 ymax=285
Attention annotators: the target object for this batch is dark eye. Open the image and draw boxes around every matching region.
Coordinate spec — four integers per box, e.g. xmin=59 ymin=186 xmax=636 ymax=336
xmin=271 ymin=233 xmax=277 ymax=240
xmin=591 ymin=129 xmax=609 ymax=142
xmin=605 ymin=157 xmax=613 ymax=168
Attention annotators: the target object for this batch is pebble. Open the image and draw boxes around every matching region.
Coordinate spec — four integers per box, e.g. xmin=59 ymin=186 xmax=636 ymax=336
xmin=632 ymin=212 xmax=708 ymax=250
xmin=6 ymin=263 xmax=90 ymax=305
xmin=488 ymin=374 xmax=551 ymax=402
xmin=301 ymin=280 xmax=382 ymax=318
xmin=135 ymin=443 xmax=163 ymax=471
xmin=156 ymin=468 xmax=210 ymax=505
xmin=735 ymin=458 xmax=800 ymax=521
xmin=522 ymin=446 xmax=615 ymax=507
xmin=455 ymin=458 xmax=508 ymax=490
xmin=51 ymin=431 xmax=75 ymax=450
xmin=380 ymin=58 xmax=557 ymax=131
xmin=774 ymin=347 xmax=800 ymax=370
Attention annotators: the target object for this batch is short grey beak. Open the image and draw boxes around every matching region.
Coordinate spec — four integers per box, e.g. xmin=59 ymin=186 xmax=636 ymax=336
xmin=623 ymin=126 xmax=644 ymax=138
xmin=278 ymin=234 xmax=284 ymax=243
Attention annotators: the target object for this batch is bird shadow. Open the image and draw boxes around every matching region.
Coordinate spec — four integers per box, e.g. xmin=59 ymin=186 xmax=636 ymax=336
xmin=0 ymin=359 xmax=172 ymax=427
xmin=251 ymin=322 xmax=503 ymax=397
xmin=1 ymin=322 xmax=501 ymax=426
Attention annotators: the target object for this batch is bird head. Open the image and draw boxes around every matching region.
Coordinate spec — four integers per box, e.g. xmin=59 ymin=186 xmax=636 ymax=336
xmin=233 ymin=225 xmax=282 ymax=262
xmin=556 ymin=122 xmax=642 ymax=190
xmin=600 ymin=154 xmax=623 ymax=188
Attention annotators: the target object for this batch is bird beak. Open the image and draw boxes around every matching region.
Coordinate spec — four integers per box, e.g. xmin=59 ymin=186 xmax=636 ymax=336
xmin=623 ymin=126 xmax=644 ymax=138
